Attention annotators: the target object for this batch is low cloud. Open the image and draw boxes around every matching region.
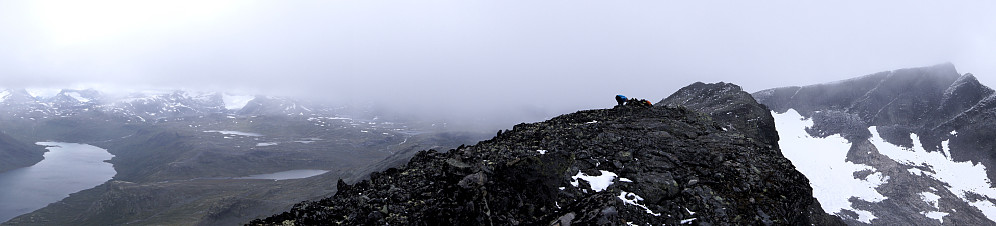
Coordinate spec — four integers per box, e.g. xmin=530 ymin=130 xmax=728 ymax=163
xmin=1 ymin=1 xmax=993 ymax=129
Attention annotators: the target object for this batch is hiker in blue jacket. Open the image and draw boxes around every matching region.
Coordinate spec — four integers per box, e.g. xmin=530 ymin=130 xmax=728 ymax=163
xmin=615 ymin=95 xmax=628 ymax=106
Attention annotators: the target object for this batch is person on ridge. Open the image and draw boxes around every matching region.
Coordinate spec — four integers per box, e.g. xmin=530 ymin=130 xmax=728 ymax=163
xmin=615 ymin=95 xmax=628 ymax=106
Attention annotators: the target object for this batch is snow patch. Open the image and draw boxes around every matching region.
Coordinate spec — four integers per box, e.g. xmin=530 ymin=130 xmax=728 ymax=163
xmin=204 ymin=130 xmax=263 ymax=137
xmin=923 ymin=211 xmax=949 ymax=223
xmin=571 ymin=170 xmax=616 ymax=192
xmin=222 ymin=94 xmax=253 ymax=110
xmin=869 ymin=126 xmax=996 ymax=221
xmin=293 ymin=138 xmax=322 ymax=144
xmin=617 ymin=191 xmax=661 ymax=216
xmin=25 ymin=88 xmax=60 ymax=99
xmin=537 ymin=149 xmax=547 ymax=155
xmin=256 ymin=142 xmax=278 ymax=147
xmin=854 ymin=210 xmax=877 ymax=223
xmin=773 ymin=109 xmax=885 ymax=223
xmin=0 ymin=90 xmax=9 ymax=102
xmin=66 ymin=92 xmax=91 ymax=102
xmin=921 ymin=192 xmax=941 ymax=208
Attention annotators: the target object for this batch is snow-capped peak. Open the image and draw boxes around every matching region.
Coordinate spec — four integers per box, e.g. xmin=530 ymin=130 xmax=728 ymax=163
xmin=65 ymin=92 xmax=91 ymax=103
xmin=25 ymin=88 xmax=60 ymax=99
xmin=223 ymin=94 xmax=254 ymax=110
xmin=0 ymin=90 xmax=10 ymax=102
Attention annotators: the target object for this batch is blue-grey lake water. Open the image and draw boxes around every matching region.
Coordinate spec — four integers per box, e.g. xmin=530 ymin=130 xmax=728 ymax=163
xmin=0 ymin=142 xmax=115 ymax=223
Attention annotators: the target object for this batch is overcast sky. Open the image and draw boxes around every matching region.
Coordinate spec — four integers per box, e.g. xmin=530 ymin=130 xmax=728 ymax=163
xmin=1 ymin=1 xmax=994 ymax=126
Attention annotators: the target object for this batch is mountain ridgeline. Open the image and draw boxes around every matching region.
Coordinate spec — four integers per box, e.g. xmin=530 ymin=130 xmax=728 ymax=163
xmin=251 ymin=83 xmax=843 ymax=225
xmin=754 ymin=63 xmax=996 ymax=184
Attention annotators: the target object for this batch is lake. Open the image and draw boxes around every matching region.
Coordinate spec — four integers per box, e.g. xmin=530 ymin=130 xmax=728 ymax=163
xmin=0 ymin=142 xmax=116 ymax=223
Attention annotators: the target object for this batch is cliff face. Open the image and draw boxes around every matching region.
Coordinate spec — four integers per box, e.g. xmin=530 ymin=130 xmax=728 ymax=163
xmin=251 ymin=83 xmax=841 ymax=225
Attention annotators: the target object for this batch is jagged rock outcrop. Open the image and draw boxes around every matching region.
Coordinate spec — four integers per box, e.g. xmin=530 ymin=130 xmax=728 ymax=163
xmin=657 ymin=82 xmax=780 ymax=148
xmin=250 ymin=83 xmax=842 ymax=225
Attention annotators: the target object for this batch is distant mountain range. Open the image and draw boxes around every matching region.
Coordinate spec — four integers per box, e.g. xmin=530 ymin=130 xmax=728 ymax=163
xmin=0 ymin=88 xmax=326 ymax=121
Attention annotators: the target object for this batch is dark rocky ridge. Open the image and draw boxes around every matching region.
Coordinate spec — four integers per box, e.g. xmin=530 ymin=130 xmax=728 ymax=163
xmin=250 ymin=83 xmax=843 ymax=225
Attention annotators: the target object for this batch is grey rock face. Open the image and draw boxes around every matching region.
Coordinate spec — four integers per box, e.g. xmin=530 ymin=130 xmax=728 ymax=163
xmin=657 ymin=82 xmax=780 ymax=148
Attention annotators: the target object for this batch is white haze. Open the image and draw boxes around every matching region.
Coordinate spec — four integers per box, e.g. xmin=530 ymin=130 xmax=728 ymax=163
xmin=0 ymin=1 xmax=994 ymax=129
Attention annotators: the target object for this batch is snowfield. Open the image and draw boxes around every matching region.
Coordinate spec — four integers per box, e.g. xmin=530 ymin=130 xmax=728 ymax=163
xmin=222 ymin=94 xmax=254 ymax=110
xmin=773 ymin=109 xmax=884 ymax=223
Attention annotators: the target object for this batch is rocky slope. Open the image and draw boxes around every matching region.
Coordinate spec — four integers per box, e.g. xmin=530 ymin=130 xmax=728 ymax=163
xmin=0 ymin=131 xmax=45 ymax=173
xmin=250 ymin=83 xmax=842 ymax=225
xmin=753 ymin=63 xmax=996 ymax=225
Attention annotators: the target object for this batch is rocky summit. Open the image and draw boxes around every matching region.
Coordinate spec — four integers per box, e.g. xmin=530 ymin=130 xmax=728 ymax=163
xmin=250 ymin=83 xmax=843 ymax=225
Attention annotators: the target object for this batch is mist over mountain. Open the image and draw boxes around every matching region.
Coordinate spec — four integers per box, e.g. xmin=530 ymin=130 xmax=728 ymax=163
xmin=1 ymin=1 xmax=995 ymax=225
xmin=3 ymin=1 xmax=995 ymax=133
xmin=2 ymin=63 xmax=995 ymax=225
